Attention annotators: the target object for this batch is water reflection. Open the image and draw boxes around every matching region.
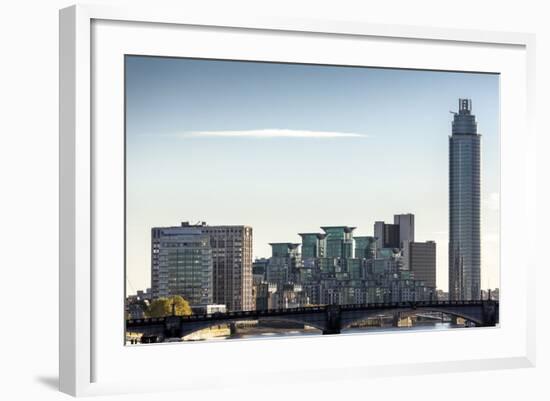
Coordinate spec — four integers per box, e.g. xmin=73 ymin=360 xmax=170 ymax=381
xmin=127 ymin=321 xmax=469 ymax=345
xmin=194 ymin=322 xmax=462 ymax=342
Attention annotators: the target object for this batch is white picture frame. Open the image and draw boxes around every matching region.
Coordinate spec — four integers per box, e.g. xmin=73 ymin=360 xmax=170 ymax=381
xmin=59 ymin=3 xmax=536 ymax=397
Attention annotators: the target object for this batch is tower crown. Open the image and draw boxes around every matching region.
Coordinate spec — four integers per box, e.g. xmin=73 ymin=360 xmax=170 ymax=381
xmin=459 ymin=98 xmax=472 ymax=114
xmin=452 ymin=98 xmax=477 ymax=135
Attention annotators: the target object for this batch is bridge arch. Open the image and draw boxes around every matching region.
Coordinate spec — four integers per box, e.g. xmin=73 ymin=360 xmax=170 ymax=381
xmin=176 ymin=314 xmax=326 ymax=338
xmin=256 ymin=316 xmax=325 ymax=332
xmin=340 ymin=307 xmax=484 ymax=329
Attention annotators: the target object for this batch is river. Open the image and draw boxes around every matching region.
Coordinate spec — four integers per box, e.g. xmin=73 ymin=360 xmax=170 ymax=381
xmin=184 ymin=321 xmax=465 ymax=342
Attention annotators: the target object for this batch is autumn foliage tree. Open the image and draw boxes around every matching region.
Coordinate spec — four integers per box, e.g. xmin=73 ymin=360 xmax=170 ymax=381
xmin=147 ymin=295 xmax=192 ymax=317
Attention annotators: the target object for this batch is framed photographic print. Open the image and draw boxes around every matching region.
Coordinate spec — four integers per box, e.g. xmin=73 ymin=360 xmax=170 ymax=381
xmin=59 ymin=4 xmax=536 ymax=397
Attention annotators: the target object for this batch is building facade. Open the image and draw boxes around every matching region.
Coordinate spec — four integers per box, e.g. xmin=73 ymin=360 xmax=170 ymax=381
xmin=409 ymin=241 xmax=436 ymax=290
xmin=151 ymin=222 xmax=253 ymax=312
xmin=392 ymin=213 xmax=415 ymax=270
xmin=374 ymin=221 xmax=400 ymax=250
xmin=266 ymin=243 xmax=301 ymax=287
xmin=151 ymin=224 xmax=213 ymax=304
xmin=322 ymin=226 xmax=355 ymax=258
xmin=394 ymin=213 xmax=415 ymax=246
xmin=449 ymin=98 xmax=481 ymax=300
xmin=354 ymin=236 xmax=377 ymax=260
xmin=202 ymin=224 xmax=254 ymax=311
xmin=253 ymin=220 xmax=435 ymax=308
xmin=298 ymin=233 xmax=326 ymax=259
xmin=255 ymin=281 xmax=278 ymax=310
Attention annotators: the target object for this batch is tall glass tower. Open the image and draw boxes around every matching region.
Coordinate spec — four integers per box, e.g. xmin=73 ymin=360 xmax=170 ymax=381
xmin=449 ymin=99 xmax=481 ymax=301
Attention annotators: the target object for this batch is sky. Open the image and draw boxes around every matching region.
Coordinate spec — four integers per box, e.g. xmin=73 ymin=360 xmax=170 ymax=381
xmin=125 ymin=55 xmax=500 ymax=295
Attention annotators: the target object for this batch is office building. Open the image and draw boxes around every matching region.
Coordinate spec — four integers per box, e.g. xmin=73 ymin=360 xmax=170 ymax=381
xmin=202 ymin=224 xmax=254 ymax=311
xmin=252 ymin=257 xmax=269 ymax=282
xmin=255 ymin=281 xmax=278 ymax=310
xmin=374 ymin=221 xmax=400 ymax=250
xmin=409 ymin=241 xmax=436 ymax=290
xmin=298 ymin=233 xmax=326 ymax=258
xmin=354 ymin=236 xmax=377 ymax=260
xmin=266 ymin=243 xmax=301 ymax=286
xmin=321 ymin=226 xmax=356 ymax=258
xmin=394 ymin=213 xmax=415 ymax=246
xmin=151 ymin=224 xmax=213 ymax=304
xmin=249 ymin=221 xmax=436 ymax=308
xmin=449 ymin=98 xmax=481 ymax=300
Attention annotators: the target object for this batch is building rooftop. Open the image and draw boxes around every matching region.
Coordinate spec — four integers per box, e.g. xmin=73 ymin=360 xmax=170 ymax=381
xmin=179 ymin=221 xmax=252 ymax=228
xmin=320 ymin=226 xmax=357 ymax=233
xmin=451 ymin=98 xmax=478 ymax=135
xmin=269 ymin=242 xmax=300 ymax=248
xmin=298 ymin=233 xmax=327 ymax=238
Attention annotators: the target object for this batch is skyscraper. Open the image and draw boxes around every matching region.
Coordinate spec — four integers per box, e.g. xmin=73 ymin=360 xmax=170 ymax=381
xmin=449 ymin=99 xmax=481 ymax=300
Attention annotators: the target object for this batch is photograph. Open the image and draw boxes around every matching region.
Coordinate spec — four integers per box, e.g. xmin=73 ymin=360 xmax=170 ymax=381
xmin=124 ymin=55 xmax=500 ymax=344
xmin=2 ymin=0 xmax=544 ymax=398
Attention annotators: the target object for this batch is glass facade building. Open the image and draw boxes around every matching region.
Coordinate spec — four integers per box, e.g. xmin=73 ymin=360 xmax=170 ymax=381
xmin=266 ymin=243 xmax=301 ymax=286
xmin=449 ymin=98 xmax=481 ymax=300
xmin=151 ymin=225 xmax=213 ymax=304
xmin=354 ymin=236 xmax=377 ymax=260
xmin=251 ymin=219 xmax=435 ymax=308
xmin=298 ymin=233 xmax=326 ymax=258
xmin=321 ymin=226 xmax=355 ymax=258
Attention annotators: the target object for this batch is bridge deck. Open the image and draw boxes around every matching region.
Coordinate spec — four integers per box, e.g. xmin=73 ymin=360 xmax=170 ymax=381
xmin=127 ymin=300 xmax=498 ymax=326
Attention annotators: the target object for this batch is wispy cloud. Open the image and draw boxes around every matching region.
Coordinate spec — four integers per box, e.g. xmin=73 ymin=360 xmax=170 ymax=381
xmin=181 ymin=129 xmax=367 ymax=139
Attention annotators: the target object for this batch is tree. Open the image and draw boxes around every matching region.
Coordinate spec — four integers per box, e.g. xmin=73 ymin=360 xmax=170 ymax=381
xmin=147 ymin=295 xmax=193 ymax=317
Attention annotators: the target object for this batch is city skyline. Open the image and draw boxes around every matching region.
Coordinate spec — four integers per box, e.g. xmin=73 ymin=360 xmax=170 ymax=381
xmin=125 ymin=56 xmax=500 ymax=294
xmin=146 ymin=216 xmax=438 ymax=314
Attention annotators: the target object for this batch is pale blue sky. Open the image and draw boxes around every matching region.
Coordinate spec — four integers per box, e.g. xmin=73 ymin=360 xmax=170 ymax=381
xmin=125 ymin=56 xmax=500 ymax=294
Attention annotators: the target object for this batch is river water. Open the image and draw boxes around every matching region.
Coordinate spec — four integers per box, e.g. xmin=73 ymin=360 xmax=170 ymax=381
xmin=127 ymin=321 xmax=469 ymax=344
xmin=190 ymin=321 xmax=464 ymax=342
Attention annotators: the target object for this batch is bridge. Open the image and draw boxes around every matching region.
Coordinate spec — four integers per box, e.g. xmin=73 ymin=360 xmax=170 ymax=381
xmin=126 ymin=300 xmax=499 ymax=339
